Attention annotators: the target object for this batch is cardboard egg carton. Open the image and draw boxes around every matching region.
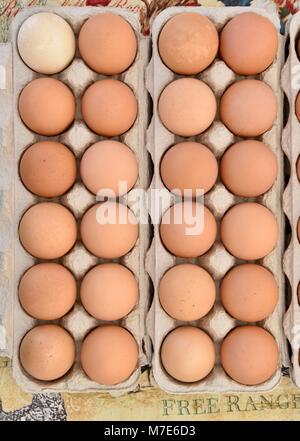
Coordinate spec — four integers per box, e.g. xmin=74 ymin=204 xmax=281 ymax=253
xmin=0 ymin=6 xmax=151 ymax=394
xmin=282 ymin=11 xmax=300 ymax=389
xmin=146 ymin=6 xmax=288 ymax=393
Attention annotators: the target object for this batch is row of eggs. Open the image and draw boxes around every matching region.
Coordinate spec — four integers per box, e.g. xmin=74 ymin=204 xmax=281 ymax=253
xmin=17 ymin=11 xmax=278 ymax=77
xmin=20 ymin=139 xmax=277 ymax=200
xmin=19 ymin=322 xmax=279 ymax=387
xmin=18 ymin=76 xmax=280 ymax=140
xmin=19 ymin=261 xmax=278 ymax=324
xmin=18 ymin=200 xmax=278 ymax=262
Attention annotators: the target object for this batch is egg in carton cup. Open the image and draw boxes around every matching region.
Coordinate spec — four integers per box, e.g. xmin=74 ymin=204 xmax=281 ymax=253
xmin=146 ymin=6 xmax=288 ymax=393
xmin=0 ymin=6 xmax=151 ymax=394
xmin=282 ymin=10 xmax=300 ymax=390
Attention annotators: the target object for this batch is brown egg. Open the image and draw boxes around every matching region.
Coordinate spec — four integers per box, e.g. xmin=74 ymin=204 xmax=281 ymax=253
xmin=80 ymin=140 xmax=138 ymax=197
xmin=80 ymin=263 xmax=138 ymax=321
xmin=80 ymin=202 xmax=138 ymax=259
xmin=220 ymin=140 xmax=277 ymax=197
xmin=79 ymin=13 xmax=137 ymax=75
xmin=160 ymin=202 xmax=216 ymax=258
xmin=220 ymin=79 xmax=277 ymax=137
xmin=220 ymin=12 xmax=278 ymax=75
xmin=19 ymin=141 xmax=76 ymax=198
xmin=221 ymin=326 xmax=279 ymax=385
xmin=161 ymin=326 xmax=215 ymax=382
xmin=220 ymin=203 xmax=278 ymax=260
xmin=19 ymin=263 xmax=76 ymax=320
xmin=160 ymin=142 xmax=218 ymax=196
xmin=159 ymin=264 xmax=215 ymax=321
xmin=295 ymin=92 xmax=300 ymax=123
xmin=81 ymin=79 xmax=137 ymax=137
xmin=18 ymin=78 xmax=75 ymax=136
xmin=80 ymin=325 xmax=138 ymax=385
xmin=19 ymin=324 xmax=75 ymax=381
xmin=158 ymin=78 xmax=216 ymax=137
xmin=158 ymin=12 xmax=218 ymax=75
xmin=19 ymin=202 xmax=77 ymax=259
xmin=221 ymin=264 xmax=278 ymax=322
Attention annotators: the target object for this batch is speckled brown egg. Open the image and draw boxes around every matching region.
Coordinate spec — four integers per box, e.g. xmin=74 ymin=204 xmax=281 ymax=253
xmin=220 ymin=203 xmax=278 ymax=260
xmin=80 ymin=325 xmax=139 ymax=385
xmin=221 ymin=326 xmax=279 ymax=385
xmin=18 ymin=78 xmax=75 ymax=136
xmin=220 ymin=79 xmax=277 ymax=137
xmin=220 ymin=12 xmax=278 ymax=75
xmin=78 ymin=13 xmax=137 ymax=75
xmin=161 ymin=326 xmax=215 ymax=382
xmin=160 ymin=202 xmax=217 ymax=258
xmin=158 ymin=78 xmax=216 ymax=137
xmin=19 ymin=202 xmax=77 ymax=259
xmin=80 ymin=263 xmax=138 ymax=321
xmin=220 ymin=140 xmax=277 ymax=197
xmin=80 ymin=140 xmax=138 ymax=197
xmin=221 ymin=264 xmax=278 ymax=322
xmin=81 ymin=79 xmax=137 ymax=137
xmin=159 ymin=264 xmax=215 ymax=321
xmin=80 ymin=202 xmax=138 ymax=259
xmin=19 ymin=263 xmax=76 ymax=320
xmin=158 ymin=12 xmax=218 ymax=75
xmin=19 ymin=324 xmax=75 ymax=381
xmin=19 ymin=141 xmax=76 ymax=198
xmin=160 ymin=142 xmax=218 ymax=196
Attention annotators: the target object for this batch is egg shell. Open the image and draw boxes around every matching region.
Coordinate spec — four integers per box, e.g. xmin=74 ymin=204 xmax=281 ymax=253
xmin=220 ymin=264 xmax=278 ymax=322
xmin=80 ymin=140 xmax=138 ymax=197
xmin=19 ymin=202 xmax=77 ymax=259
xmin=80 ymin=325 xmax=139 ymax=385
xmin=19 ymin=141 xmax=77 ymax=198
xmin=158 ymin=12 xmax=219 ymax=75
xmin=220 ymin=140 xmax=278 ymax=197
xmin=80 ymin=263 xmax=138 ymax=321
xmin=80 ymin=202 xmax=139 ymax=259
xmin=17 ymin=12 xmax=76 ymax=74
xmin=81 ymin=79 xmax=137 ymax=137
xmin=18 ymin=78 xmax=76 ymax=136
xmin=158 ymin=78 xmax=216 ymax=137
xmin=221 ymin=326 xmax=279 ymax=385
xmin=19 ymin=324 xmax=76 ymax=381
xmin=78 ymin=13 xmax=137 ymax=75
xmin=160 ymin=141 xmax=218 ymax=196
xmin=220 ymin=79 xmax=277 ymax=137
xmin=19 ymin=263 xmax=77 ymax=320
xmin=219 ymin=12 xmax=278 ymax=75
xmin=160 ymin=326 xmax=215 ymax=383
xmin=159 ymin=264 xmax=216 ymax=321
xmin=160 ymin=202 xmax=217 ymax=258
xmin=220 ymin=202 xmax=278 ymax=260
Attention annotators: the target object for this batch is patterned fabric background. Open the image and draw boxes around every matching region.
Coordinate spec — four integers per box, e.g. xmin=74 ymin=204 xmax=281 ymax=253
xmin=1 ymin=0 xmax=300 ymax=421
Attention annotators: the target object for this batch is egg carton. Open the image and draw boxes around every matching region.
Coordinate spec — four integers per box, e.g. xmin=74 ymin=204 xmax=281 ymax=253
xmin=0 ymin=6 xmax=151 ymax=394
xmin=145 ymin=6 xmax=288 ymax=393
xmin=282 ymin=11 xmax=300 ymax=389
